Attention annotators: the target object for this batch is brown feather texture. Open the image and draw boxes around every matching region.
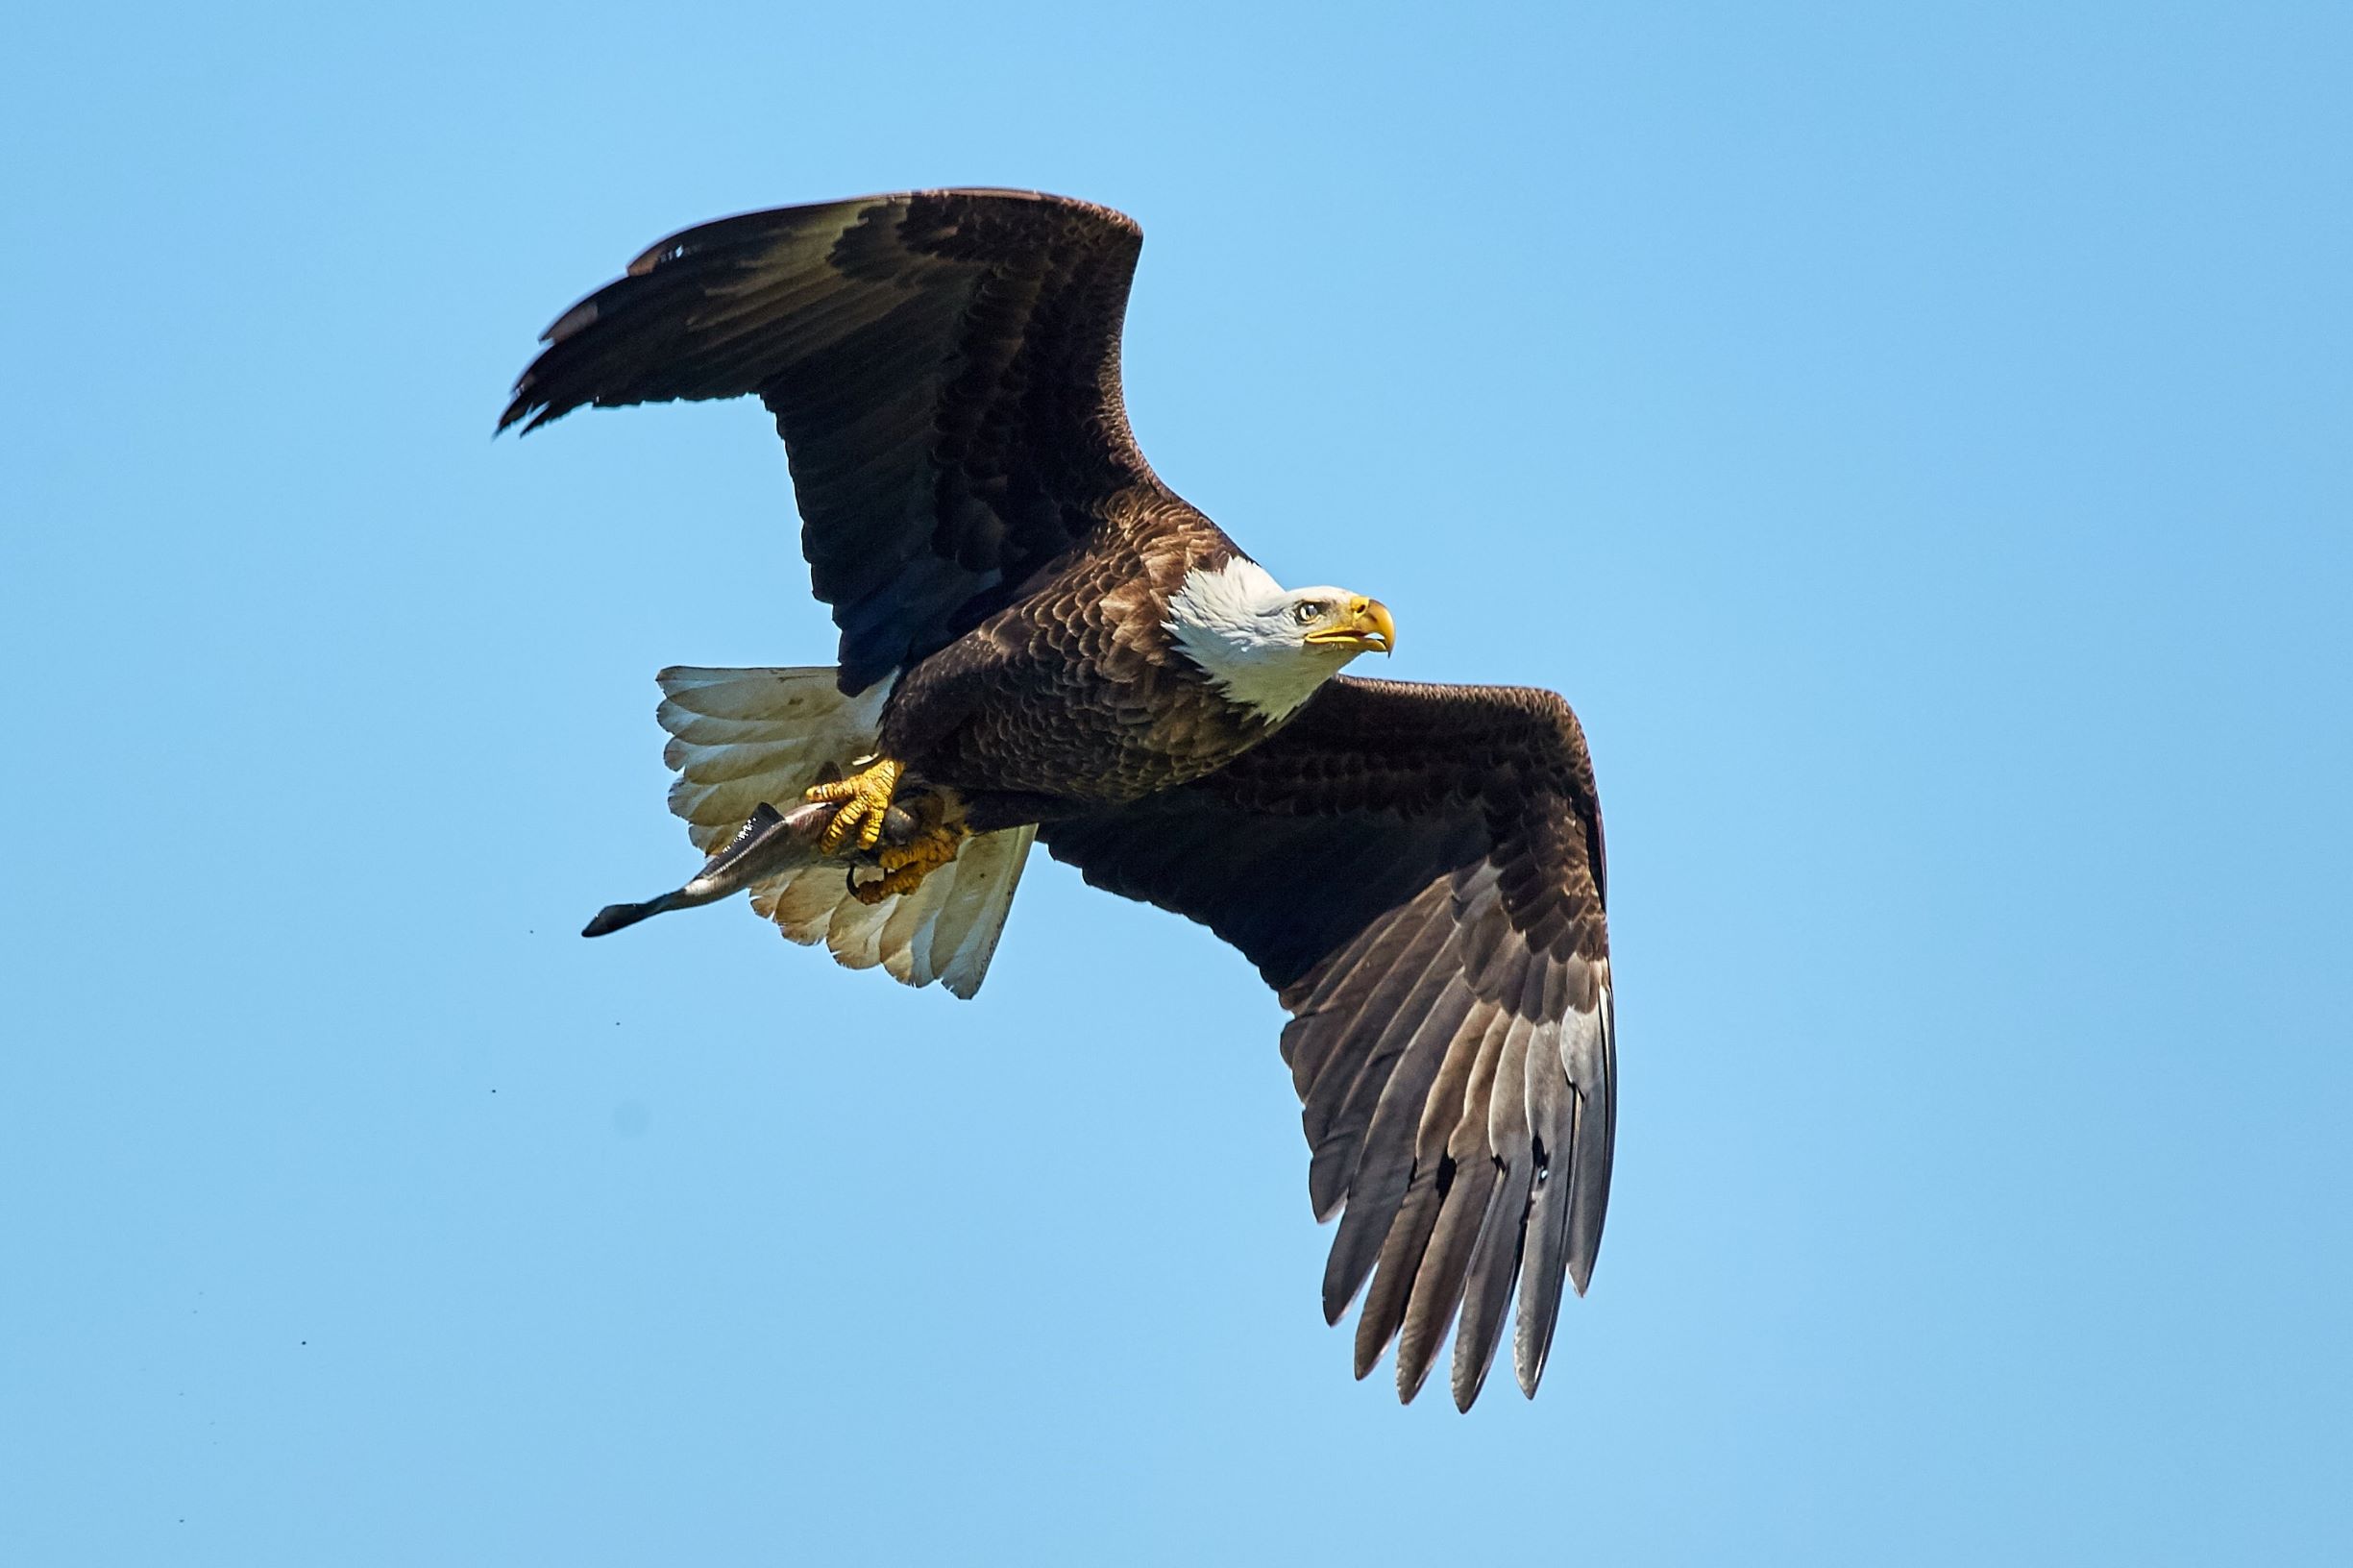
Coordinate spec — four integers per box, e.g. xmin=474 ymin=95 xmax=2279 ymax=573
xmin=502 ymin=189 xmax=1161 ymax=692
xmin=1039 ymin=679 xmax=1612 ymax=1407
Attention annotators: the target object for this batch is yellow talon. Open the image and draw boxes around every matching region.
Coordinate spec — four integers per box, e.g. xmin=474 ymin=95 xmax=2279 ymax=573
xmin=805 ymin=756 xmax=904 ymax=854
xmin=846 ymin=795 xmax=968 ymax=906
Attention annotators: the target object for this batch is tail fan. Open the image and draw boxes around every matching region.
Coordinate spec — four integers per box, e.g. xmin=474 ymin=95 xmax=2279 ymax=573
xmin=655 ymin=666 xmax=1032 ymax=998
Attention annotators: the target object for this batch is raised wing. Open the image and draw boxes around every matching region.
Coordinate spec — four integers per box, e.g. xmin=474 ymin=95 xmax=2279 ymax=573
xmin=501 ymin=190 xmax=1163 ymax=691
xmin=1038 ymin=678 xmax=1613 ymax=1410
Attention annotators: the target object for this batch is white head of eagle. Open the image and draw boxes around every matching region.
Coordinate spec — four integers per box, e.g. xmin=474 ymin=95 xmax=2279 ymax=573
xmin=1164 ymin=557 xmax=1397 ymax=721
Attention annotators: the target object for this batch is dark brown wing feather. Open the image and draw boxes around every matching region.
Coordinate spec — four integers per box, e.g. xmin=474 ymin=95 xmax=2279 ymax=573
xmin=501 ymin=189 xmax=1163 ymax=690
xmin=1038 ymin=677 xmax=1613 ymax=1409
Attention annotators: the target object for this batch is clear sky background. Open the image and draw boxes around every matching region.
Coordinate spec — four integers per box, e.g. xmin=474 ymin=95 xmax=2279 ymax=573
xmin=6 ymin=2 xmax=2349 ymax=1562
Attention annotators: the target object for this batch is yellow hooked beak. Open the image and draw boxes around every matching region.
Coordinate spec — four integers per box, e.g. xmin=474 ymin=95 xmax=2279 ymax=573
xmin=1304 ymin=596 xmax=1397 ymax=655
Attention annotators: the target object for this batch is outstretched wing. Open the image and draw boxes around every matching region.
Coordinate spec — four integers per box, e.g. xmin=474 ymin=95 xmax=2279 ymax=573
xmin=1038 ymin=677 xmax=1613 ymax=1410
xmin=501 ymin=189 xmax=1163 ymax=691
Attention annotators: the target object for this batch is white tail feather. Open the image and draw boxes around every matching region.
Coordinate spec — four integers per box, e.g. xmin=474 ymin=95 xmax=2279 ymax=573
xmin=657 ymin=665 xmax=1031 ymax=999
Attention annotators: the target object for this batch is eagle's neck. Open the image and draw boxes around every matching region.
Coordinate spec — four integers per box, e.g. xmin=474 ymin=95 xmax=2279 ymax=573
xmin=1164 ymin=557 xmax=1353 ymax=722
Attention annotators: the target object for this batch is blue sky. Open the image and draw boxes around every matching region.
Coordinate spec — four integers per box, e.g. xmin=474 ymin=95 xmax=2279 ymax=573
xmin=5 ymin=2 xmax=2349 ymax=1562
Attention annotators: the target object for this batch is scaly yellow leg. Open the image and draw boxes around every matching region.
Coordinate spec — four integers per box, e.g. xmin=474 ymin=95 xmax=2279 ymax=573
xmin=804 ymin=756 xmax=904 ymax=854
xmin=848 ymin=810 xmax=969 ymax=905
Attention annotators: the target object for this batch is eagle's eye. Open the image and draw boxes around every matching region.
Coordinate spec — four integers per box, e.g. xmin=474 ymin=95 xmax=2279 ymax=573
xmin=1293 ymin=601 xmax=1324 ymax=625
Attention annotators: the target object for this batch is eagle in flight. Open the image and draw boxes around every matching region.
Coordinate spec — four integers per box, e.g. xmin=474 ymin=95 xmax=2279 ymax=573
xmin=502 ymin=190 xmax=1614 ymax=1411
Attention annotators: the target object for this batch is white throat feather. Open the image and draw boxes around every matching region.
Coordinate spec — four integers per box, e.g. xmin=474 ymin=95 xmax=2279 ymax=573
xmin=1164 ymin=557 xmax=1362 ymax=721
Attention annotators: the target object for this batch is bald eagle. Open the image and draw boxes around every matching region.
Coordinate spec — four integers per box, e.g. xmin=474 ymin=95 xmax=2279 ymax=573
xmin=502 ymin=190 xmax=1613 ymax=1411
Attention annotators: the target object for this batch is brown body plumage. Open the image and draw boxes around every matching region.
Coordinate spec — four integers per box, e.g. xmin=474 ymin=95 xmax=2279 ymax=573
xmin=503 ymin=189 xmax=1615 ymax=1410
xmin=877 ymin=491 xmax=1278 ymax=822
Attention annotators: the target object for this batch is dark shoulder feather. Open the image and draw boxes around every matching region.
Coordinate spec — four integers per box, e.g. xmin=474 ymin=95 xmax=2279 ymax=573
xmin=1038 ymin=677 xmax=1613 ymax=1409
xmin=502 ymin=189 xmax=1164 ymax=689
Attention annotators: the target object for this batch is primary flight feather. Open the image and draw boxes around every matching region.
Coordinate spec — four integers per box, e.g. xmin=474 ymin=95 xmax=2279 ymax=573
xmin=502 ymin=189 xmax=1614 ymax=1409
